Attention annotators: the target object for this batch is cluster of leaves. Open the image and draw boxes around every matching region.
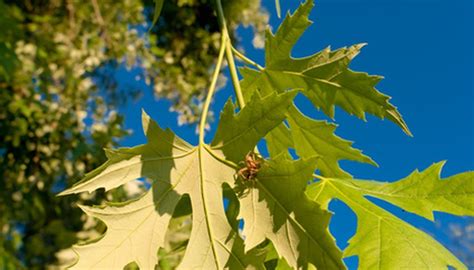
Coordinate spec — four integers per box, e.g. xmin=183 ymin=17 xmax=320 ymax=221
xmin=59 ymin=0 xmax=473 ymax=269
xmin=0 ymin=0 xmax=267 ymax=268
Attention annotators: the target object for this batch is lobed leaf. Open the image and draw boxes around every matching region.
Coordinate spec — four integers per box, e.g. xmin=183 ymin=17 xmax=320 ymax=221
xmin=237 ymin=156 xmax=345 ymax=269
xmin=287 ymin=105 xmax=376 ymax=177
xmin=58 ymin=111 xmax=193 ymax=196
xmin=331 ymin=162 xmax=474 ymax=220
xmin=241 ymin=0 xmax=411 ymax=141
xmin=60 ymin=92 xmax=305 ymax=269
xmin=211 ymin=91 xmax=297 ymax=163
xmin=306 ymin=162 xmax=472 ymax=270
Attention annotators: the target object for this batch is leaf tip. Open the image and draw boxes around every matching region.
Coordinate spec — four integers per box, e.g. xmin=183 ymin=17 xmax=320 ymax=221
xmin=56 ymin=189 xmax=71 ymax=197
xmin=141 ymin=109 xmax=153 ymax=136
xmin=366 ymin=156 xmax=379 ymax=168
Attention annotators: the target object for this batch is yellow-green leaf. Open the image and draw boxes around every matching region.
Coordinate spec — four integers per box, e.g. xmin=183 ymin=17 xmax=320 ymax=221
xmin=211 ymin=91 xmax=297 ymax=163
xmin=238 ymin=156 xmax=345 ymax=269
xmin=306 ymin=163 xmax=471 ymax=269
xmin=240 ymin=0 xmax=411 ymax=136
xmin=287 ymin=105 xmax=376 ymax=177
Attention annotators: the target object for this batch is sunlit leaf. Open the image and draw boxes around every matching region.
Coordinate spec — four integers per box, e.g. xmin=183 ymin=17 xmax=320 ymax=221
xmin=238 ymin=155 xmax=345 ymax=269
xmin=307 ymin=163 xmax=472 ymax=269
xmin=60 ymin=92 xmax=320 ymax=269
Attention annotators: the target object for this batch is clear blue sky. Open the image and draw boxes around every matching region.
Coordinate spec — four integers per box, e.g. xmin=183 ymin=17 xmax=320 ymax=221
xmin=116 ymin=0 xmax=473 ymax=268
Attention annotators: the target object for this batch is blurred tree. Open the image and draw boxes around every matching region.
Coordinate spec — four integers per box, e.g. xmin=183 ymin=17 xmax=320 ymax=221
xmin=0 ymin=0 xmax=267 ymax=268
xmin=145 ymin=0 xmax=268 ymax=124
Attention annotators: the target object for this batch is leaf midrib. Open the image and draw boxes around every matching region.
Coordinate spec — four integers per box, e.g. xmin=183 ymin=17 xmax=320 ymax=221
xmin=197 ymin=144 xmax=221 ymax=269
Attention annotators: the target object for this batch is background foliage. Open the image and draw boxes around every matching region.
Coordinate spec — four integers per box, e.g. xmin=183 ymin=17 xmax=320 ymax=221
xmin=0 ymin=0 xmax=267 ymax=268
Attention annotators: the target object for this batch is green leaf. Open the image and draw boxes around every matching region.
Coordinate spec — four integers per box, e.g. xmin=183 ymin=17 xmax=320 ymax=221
xmin=287 ymin=105 xmax=376 ymax=177
xmin=60 ymin=92 xmax=302 ymax=269
xmin=263 ymin=242 xmax=293 ymax=270
xmin=237 ymin=155 xmax=345 ymax=269
xmin=239 ymin=91 xmax=375 ymax=177
xmin=58 ymin=111 xmax=193 ymax=195
xmin=331 ymin=162 xmax=474 ymax=220
xmin=60 ymin=113 xmax=239 ymax=269
xmin=71 ymin=188 xmax=180 ymax=269
xmin=211 ymin=91 xmax=297 ymax=163
xmin=0 ymin=244 xmax=23 ymax=270
xmin=240 ymin=0 xmax=411 ymax=136
xmin=264 ymin=123 xmax=293 ymax=158
xmin=306 ymin=163 xmax=471 ymax=270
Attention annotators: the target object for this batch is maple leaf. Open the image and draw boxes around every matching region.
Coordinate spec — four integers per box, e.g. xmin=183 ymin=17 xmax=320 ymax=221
xmin=242 ymin=0 xmax=410 ymax=134
xmin=339 ymin=161 xmax=474 ymax=220
xmin=59 ymin=91 xmax=337 ymax=269
xmin=286 ymin=105 xmax=376 ymax=177
xmin=240 ymin=0 xmax=411 ymax=177
xmin=211 ymin=90 xmax=298 ymax=163
xmin=307 ymin=163 xmax=473 ymax=269
xmin=237 ymin=155 xmax=345 ymax=269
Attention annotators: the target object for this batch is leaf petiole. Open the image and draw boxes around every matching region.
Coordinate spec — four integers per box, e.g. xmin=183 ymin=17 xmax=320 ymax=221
xmin=198 ymin=28 xmax=227 ymax=144
xmin=215 ymin=0 xmax=246 ymax=109
xmin=231 ymin=46 xmax=264 ymax=71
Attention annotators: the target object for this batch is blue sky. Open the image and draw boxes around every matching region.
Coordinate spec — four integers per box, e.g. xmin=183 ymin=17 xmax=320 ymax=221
xmin=117 ymin=0 xmax=473 ymax=268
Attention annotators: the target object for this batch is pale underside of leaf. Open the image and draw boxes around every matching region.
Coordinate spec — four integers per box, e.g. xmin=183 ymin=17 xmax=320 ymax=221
xmin=60 ymin=112 xmax=244 ymax=269
xmin=67 ymin=146 xmax=245 ymax=269
xmin=70 ymin=185 xmax=179 ymax=269
xmin=60 ymin=92 xmax=303 ymax=269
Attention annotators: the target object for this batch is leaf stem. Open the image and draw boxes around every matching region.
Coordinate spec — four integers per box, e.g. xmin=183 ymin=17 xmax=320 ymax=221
xmin=231 ymin=46 xmax=264 ymax=71
xmin=215 ymin=0 xmax=261 ymax=155
xmin=313 ymin=174 xmax=328 ymax=181
xmin=199 ymin=32 xmax=227 ymax=144
xmin=225 ymin=41 xmax=246 ymax=108
xmin=215 ymin=0 xmax=246 ymax=108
